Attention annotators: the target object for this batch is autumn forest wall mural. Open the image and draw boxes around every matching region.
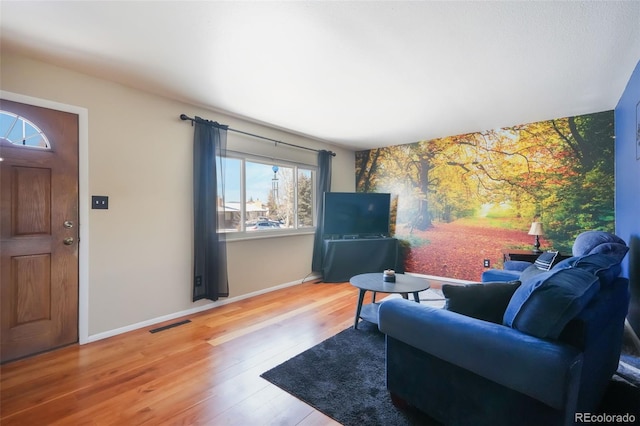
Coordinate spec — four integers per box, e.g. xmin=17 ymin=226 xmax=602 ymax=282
xmin=355 ymin=111 xmax=615 ymax=281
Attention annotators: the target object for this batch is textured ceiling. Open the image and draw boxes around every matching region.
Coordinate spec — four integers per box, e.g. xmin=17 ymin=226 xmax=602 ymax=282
xmin=1 ymin=1 xmax=639 ymax=150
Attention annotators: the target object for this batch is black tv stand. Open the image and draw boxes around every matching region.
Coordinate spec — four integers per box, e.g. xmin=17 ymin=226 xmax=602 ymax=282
xmin=342 ymin=234 xmax=359 ymax=240
xmin=322 ymin=237 xmax=400 ymax=282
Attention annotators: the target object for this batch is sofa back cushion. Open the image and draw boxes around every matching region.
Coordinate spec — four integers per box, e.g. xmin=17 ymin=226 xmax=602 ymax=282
xmin=553 ymin=256 xmax=576 ymax=270
xmin=553 ymin=253 xmax=622 ymax=287
xmin=572 ymin=231 xmax=628 ymax=260
xmin=503 ymin=268 xmax=600 ymax=339
xmin=558 ymin=277 xmax=630 ymax=349
xmin=571 ymin=254 xmax=622 ymax=286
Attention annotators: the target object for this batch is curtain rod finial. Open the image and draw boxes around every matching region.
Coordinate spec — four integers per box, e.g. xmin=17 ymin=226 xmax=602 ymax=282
xmin=180 ymin=114 xmax=194 ymax=126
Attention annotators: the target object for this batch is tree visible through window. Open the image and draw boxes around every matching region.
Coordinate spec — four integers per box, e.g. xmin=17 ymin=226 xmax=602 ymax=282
xmin=216 ymin=153 xmax=315 ymax=234
xmin=297 ymin=169 xmax=313 ymax=227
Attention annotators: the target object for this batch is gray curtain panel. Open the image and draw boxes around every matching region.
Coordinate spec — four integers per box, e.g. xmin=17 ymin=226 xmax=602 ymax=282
xmin=311 ymin=150 xmax=333 ymax=273
xmin=193 ymin=117 xmax=229 ymax=301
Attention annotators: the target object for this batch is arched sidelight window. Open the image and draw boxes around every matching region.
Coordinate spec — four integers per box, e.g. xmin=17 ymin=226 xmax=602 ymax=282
xmin=0 ymin=110 xmax=51 ymax=149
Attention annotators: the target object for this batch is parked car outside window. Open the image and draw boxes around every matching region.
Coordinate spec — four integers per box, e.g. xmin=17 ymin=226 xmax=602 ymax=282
xmin=248 ymin=221 xmax=281 ymax=230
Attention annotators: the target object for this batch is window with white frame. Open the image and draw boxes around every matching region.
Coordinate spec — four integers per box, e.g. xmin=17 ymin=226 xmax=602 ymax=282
xmin=216 ymin=152 xmax=316 ymax=235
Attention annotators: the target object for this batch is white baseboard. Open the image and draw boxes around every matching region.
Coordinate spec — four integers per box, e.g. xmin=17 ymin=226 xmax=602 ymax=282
xmin=84 ymin=274 xmax=321 ymax=344
xmin=405 ymin=272 xmax=474 ymax=285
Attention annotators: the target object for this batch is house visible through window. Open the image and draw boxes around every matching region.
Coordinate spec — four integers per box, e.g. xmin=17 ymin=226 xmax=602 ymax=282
xmin=216 ymin=152 xmax=316 ymax=235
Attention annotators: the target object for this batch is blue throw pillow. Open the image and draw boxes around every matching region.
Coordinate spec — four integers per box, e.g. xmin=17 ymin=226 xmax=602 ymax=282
xmin=519 ymin=264 xmax=545 ymax=283
xmin=503 ymin=268 xmax=600 ymax=339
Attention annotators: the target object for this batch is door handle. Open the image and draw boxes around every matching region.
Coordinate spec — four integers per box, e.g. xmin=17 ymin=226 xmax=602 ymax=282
xmin=63 ymin=237 xmax=74 ymax=245
xmin=64 ymin=220 xmax=74 ymax=228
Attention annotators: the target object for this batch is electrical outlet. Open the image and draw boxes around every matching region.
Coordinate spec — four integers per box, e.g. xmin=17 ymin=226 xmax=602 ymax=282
xmin=483 ymin=259 xmax=490 ymax=268
xmin=92 ymin=195 xmax=109 ymax=209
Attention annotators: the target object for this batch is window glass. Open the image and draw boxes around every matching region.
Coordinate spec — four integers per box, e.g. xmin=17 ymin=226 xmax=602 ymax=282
xmin=0 ymin=111 xmax=51 ymax=149
xmin=245 ymin=161 xmax=293 ymax=231
xmin=297 ymin=168 xmax=314 ymax=228
xmin=216 ymin=152 xmax=315 ymax=236
xmin=217 ymin=156 xmax=242 ymax=232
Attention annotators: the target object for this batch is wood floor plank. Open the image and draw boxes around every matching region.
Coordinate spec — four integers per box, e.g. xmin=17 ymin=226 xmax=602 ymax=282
xmin=0 ymin=282 xmax=368 ymax=425
xmin=297 ymin=409 xmax=341 ymax=426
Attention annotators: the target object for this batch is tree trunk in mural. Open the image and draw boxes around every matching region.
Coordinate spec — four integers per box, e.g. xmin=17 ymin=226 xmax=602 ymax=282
xmin=411 ymin=199 xmax=431 ymax=232
xmin=356 ymin=148 xmax=383 ymax=192
xmin=411 ymin=155 xmax=433 ymax=231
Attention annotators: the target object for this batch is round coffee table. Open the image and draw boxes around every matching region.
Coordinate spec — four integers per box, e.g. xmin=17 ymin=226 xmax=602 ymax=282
xmin=349 ymin=272 xmax=430 ymax=329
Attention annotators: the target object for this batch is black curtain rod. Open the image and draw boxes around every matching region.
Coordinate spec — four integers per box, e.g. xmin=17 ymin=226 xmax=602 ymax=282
xmin=180 ymin=114 xmax=336 ymax=157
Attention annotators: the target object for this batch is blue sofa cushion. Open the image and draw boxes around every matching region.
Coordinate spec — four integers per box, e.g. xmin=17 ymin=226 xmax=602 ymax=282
xmin=442 ymin=281 xmax=521 ymax=324
xmin=519 ymin=264 xmax=545 ymax=282
xmin=503 ymin=268 xmax=600 ymax=339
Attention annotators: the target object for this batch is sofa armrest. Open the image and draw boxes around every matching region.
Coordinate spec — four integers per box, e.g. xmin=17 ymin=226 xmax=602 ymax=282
xmin=481 ymin=269 xmax=521 ymax=282
xmin=379 ymin=298 xmax=582 ymax=410
xmin=504 ymin=260 xmax=533 ymax=271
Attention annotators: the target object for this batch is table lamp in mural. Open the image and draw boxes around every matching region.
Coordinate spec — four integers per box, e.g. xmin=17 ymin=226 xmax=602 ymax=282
xmin=528 ymin=222 xmax=543 ymax=254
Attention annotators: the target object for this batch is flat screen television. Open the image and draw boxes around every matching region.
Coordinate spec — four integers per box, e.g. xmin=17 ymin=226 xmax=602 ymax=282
xmin=322 ymin=192 xmax=391 ymax=238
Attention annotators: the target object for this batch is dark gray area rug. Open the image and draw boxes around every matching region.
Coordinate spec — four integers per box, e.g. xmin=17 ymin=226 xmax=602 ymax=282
xmin=261 ymin=321 xmax=438 ymax=425
xmin=261 ymin=321 xmax=640 ymax=426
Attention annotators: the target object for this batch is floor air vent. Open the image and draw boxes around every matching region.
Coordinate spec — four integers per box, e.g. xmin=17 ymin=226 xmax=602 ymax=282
xmin=149 ymin=319 xmax=191 ymax=333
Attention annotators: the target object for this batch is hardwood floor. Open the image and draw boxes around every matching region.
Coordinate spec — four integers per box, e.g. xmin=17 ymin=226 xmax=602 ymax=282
xmin=1 ymin=281 xmax=370 ymax=425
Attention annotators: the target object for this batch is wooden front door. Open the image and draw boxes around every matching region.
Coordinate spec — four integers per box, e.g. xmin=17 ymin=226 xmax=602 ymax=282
xmin=0 ymin=99 xmax=79 ymax=363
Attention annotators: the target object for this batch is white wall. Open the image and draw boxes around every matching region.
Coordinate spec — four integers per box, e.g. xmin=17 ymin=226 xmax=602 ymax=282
xmin=1 ymin=51 xmax=355 ymax=338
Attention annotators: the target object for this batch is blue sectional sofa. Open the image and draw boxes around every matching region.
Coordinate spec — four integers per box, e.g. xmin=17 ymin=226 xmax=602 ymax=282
xmin=482 ymin=230 xmax=629 ymax=283
xmin=378 ymin=231 xmax=630 ymax=426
